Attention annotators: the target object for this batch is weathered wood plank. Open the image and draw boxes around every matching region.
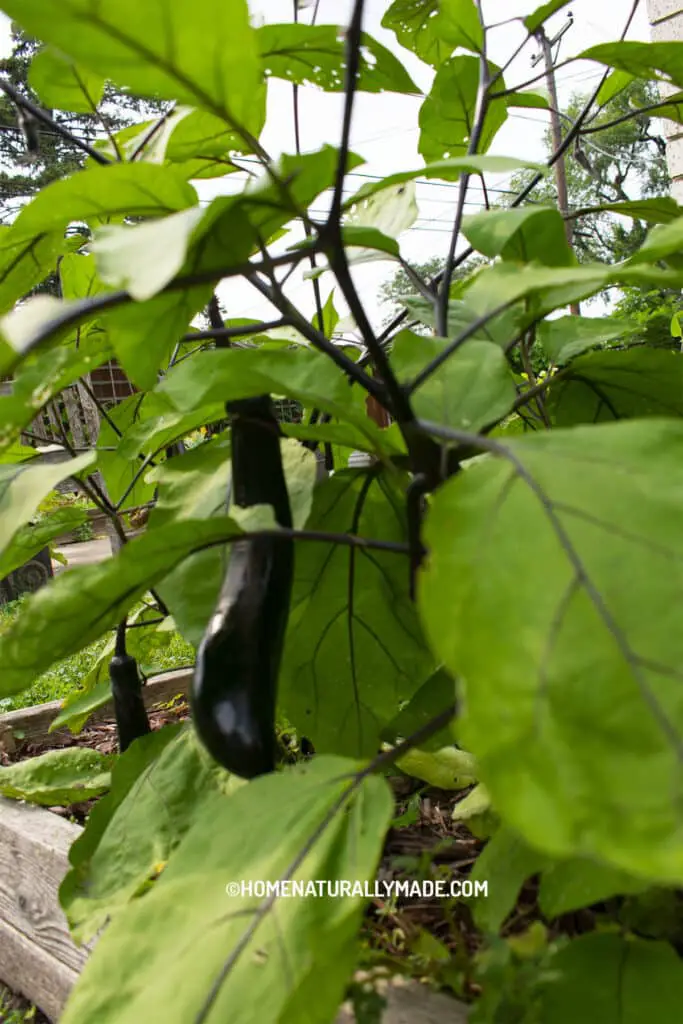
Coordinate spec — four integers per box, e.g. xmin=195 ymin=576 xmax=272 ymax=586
xmin=0 ymin=669 xmax=191 ymax=751
xmin=0 ymin=916 xmax=79 ymax=1022
xmin=0 ymin=796 xmax=86 ymax=975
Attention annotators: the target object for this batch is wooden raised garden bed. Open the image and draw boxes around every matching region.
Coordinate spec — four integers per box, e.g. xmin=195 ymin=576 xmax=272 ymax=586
xmin=0 ymin=670 xmax=469 ymax=1023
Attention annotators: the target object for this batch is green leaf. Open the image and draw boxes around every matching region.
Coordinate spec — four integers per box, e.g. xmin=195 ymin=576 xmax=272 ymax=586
xmin=382 ymin=667 xmax=458 ymax=751
xmin=60 ymin=726 xmax=236 ymax=943
xmin=61 ymin=756 xmax=392 ymax=1024
xmin=538 ymin=858 xmax=648 ymax=918
xmin=382 ymin=0 xmax=453 ymax=68
xmin=462 ymin=207 xmax=575 ymax=267
xmin=149 ymin=438 xmax=231 ymax=647
xmin=573 ymin=197 xmax=683 ymax=225
xmin=7 ymin=0 xmax=263 ymax=130
xmin=106 ymin=286 xmax=213 ymax=392
xmin=60 ymin=252 xmax=109 ymax=302
xmin=626 ymin=214 xmax=683 ymax=266
xmin=281 ymin=419 xmax=406 ymax=461
xmin=524 ymin=0 xmax=573 ymax=33
xmin=0 ymin=507 xmax=87 ymax=579
xmin=469 ymin=827 xmax=549 ymax=933
xmin=92 ymin=207 xmax=205 ymax=301
xmin=116 ymin=403 xmax=224 ymax=461
xmin=580 ymin=41 xmax=683 ymax=91
xmin=280 ymin=470 xmax=435 ymax=758
xmin=540 ymin=934 xmax=683 ymax=1023
xmin=390 ymin=331 xmax=516 ymax=431
xmin=391 ymin=744 xmax=476 ymax=789
xmin=595 ymin=69 xmax=635 ymax=108
xmin=29 ymin=47 xmax=104 ymax=113
xmin=419 ymin=56 xmax=508 ymax=162
xmin=0 ymin=228 xmax=69 ymax=317
xmin=0 ymin=517 xmax=246 ymax=698
xmin=160 ymin=347 xmax=371 ymax=435
xmin=419 ymin=420 xmax=683 ymax=883
xmin=547 ymin=349 xmax=683 ymax=424
xmin=11 ymin=163 xmax=197 ymax=241
xmin=258 ymin=24 xmax=419 ymax=94
xmin=0 ymin=748 xmax=113 ymax=806
xmin=343 ymin=156 xmax=545 ymax=208
xmin=400 ymin=294 xmax=521 ymax=350
xmin=313 ymin=290 xmax=340 ymax=338
xmin=432 ymin=0 xmax=483 ymax=54
xmin=538 ymin=315 xmax=640 ymax=365
xmin=96 ymin=393 xmax=166 ymax=508
xmin=0 ymin=452 xmax=95 ymax=567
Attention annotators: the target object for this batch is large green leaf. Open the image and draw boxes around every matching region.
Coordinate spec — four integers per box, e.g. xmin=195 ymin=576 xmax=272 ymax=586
xmin=11 ymin=163 xmax=197 ymax=241
xmin=0 ymin=452 xmax=94 ymax=561
xmin=538 ymin=315 xmax=640 ymax=365
xmin=420 ymin=420 xmax=683 ymax=883
xmin=538 ymin=858 xmax=648 ymax=918
xmin=149 ymin=438 xmax=231 ymax=647
xmin=96 ymin=393 xmax=166 ymax=509
xmin=0 ymin=228 xmax=69 ymax=317
xmin=61 ymin=756 xmax=392 ymax=1024
xmin=94 ymin=104 xmax=268 ymax=180
xmin=6 ymin=0 xmax=263 ymax=130
xmin=60 ymin=726 xmax=236 ymax=943
xmin=0 ymin=516 xmax=247 ymax=698
xmin=580 ymin=41 xmax=683 ymax=92
xmin=160 ymin=346 xmax=371 ymax=435
xmin=434 ymin=0 xmax=483 ymax=53
xmin=419 ymin=56 xmax=508 ymax=162
xmin=462 ymin=207 xmax=575 ymax=267
xmin=547 ymin=349 xmax=683 ymax=425
xmin=29 ymin=47 xmax=104 ymax=113
xmin=0 ymin=748 xmax=113 ymax=806
xmin=280 ymin=469 xmax=434 ymax=758
xmin=390 ymin=331 xmax=516 ymax=431
xmin=257 ymin=24 xmax=419 ymax=94
xmin=400 ymin=293 xmax=522 ymax=350
xmin=469 ymin=827 xmax=549 ymax=933
xmin=540 ymin=934 xmax=683 ymax=1023
xmin=573 ymin=197 xmax=683 ymax=225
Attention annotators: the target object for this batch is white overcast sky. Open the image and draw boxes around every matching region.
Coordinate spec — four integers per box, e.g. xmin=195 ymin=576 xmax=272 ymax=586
xmin=0 ymin=0 xmax=653 ymax=325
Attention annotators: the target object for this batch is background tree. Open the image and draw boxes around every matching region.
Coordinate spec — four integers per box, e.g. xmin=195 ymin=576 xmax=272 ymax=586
xmin=507 ymin=79 xmax=670 ymax=265
xmin=0 ymin=24 xmax=162 ymax=222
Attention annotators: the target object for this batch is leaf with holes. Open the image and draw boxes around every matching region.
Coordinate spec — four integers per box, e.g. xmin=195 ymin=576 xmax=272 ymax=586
xmin=382 ymin=0 xmax=453 ymax=68
xmin=257 ymin=24 xmax=419 ymax=94
xmin=5 ymin=0 xmax=263 ymax=130
xmin=29 ymin=47 xmax=104 ymax=113
xmin=547 ymin=349 xmax=683 ymax=425
xmin=419 ymin=55 xmax=508 ymax=162
xmin=61 ymin=756 xmax=392 ymax=1024
xmin=280 ymin=469 xmax=435 ymax=758
xmin=420 ymin=420 xmax=683 ymax=883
